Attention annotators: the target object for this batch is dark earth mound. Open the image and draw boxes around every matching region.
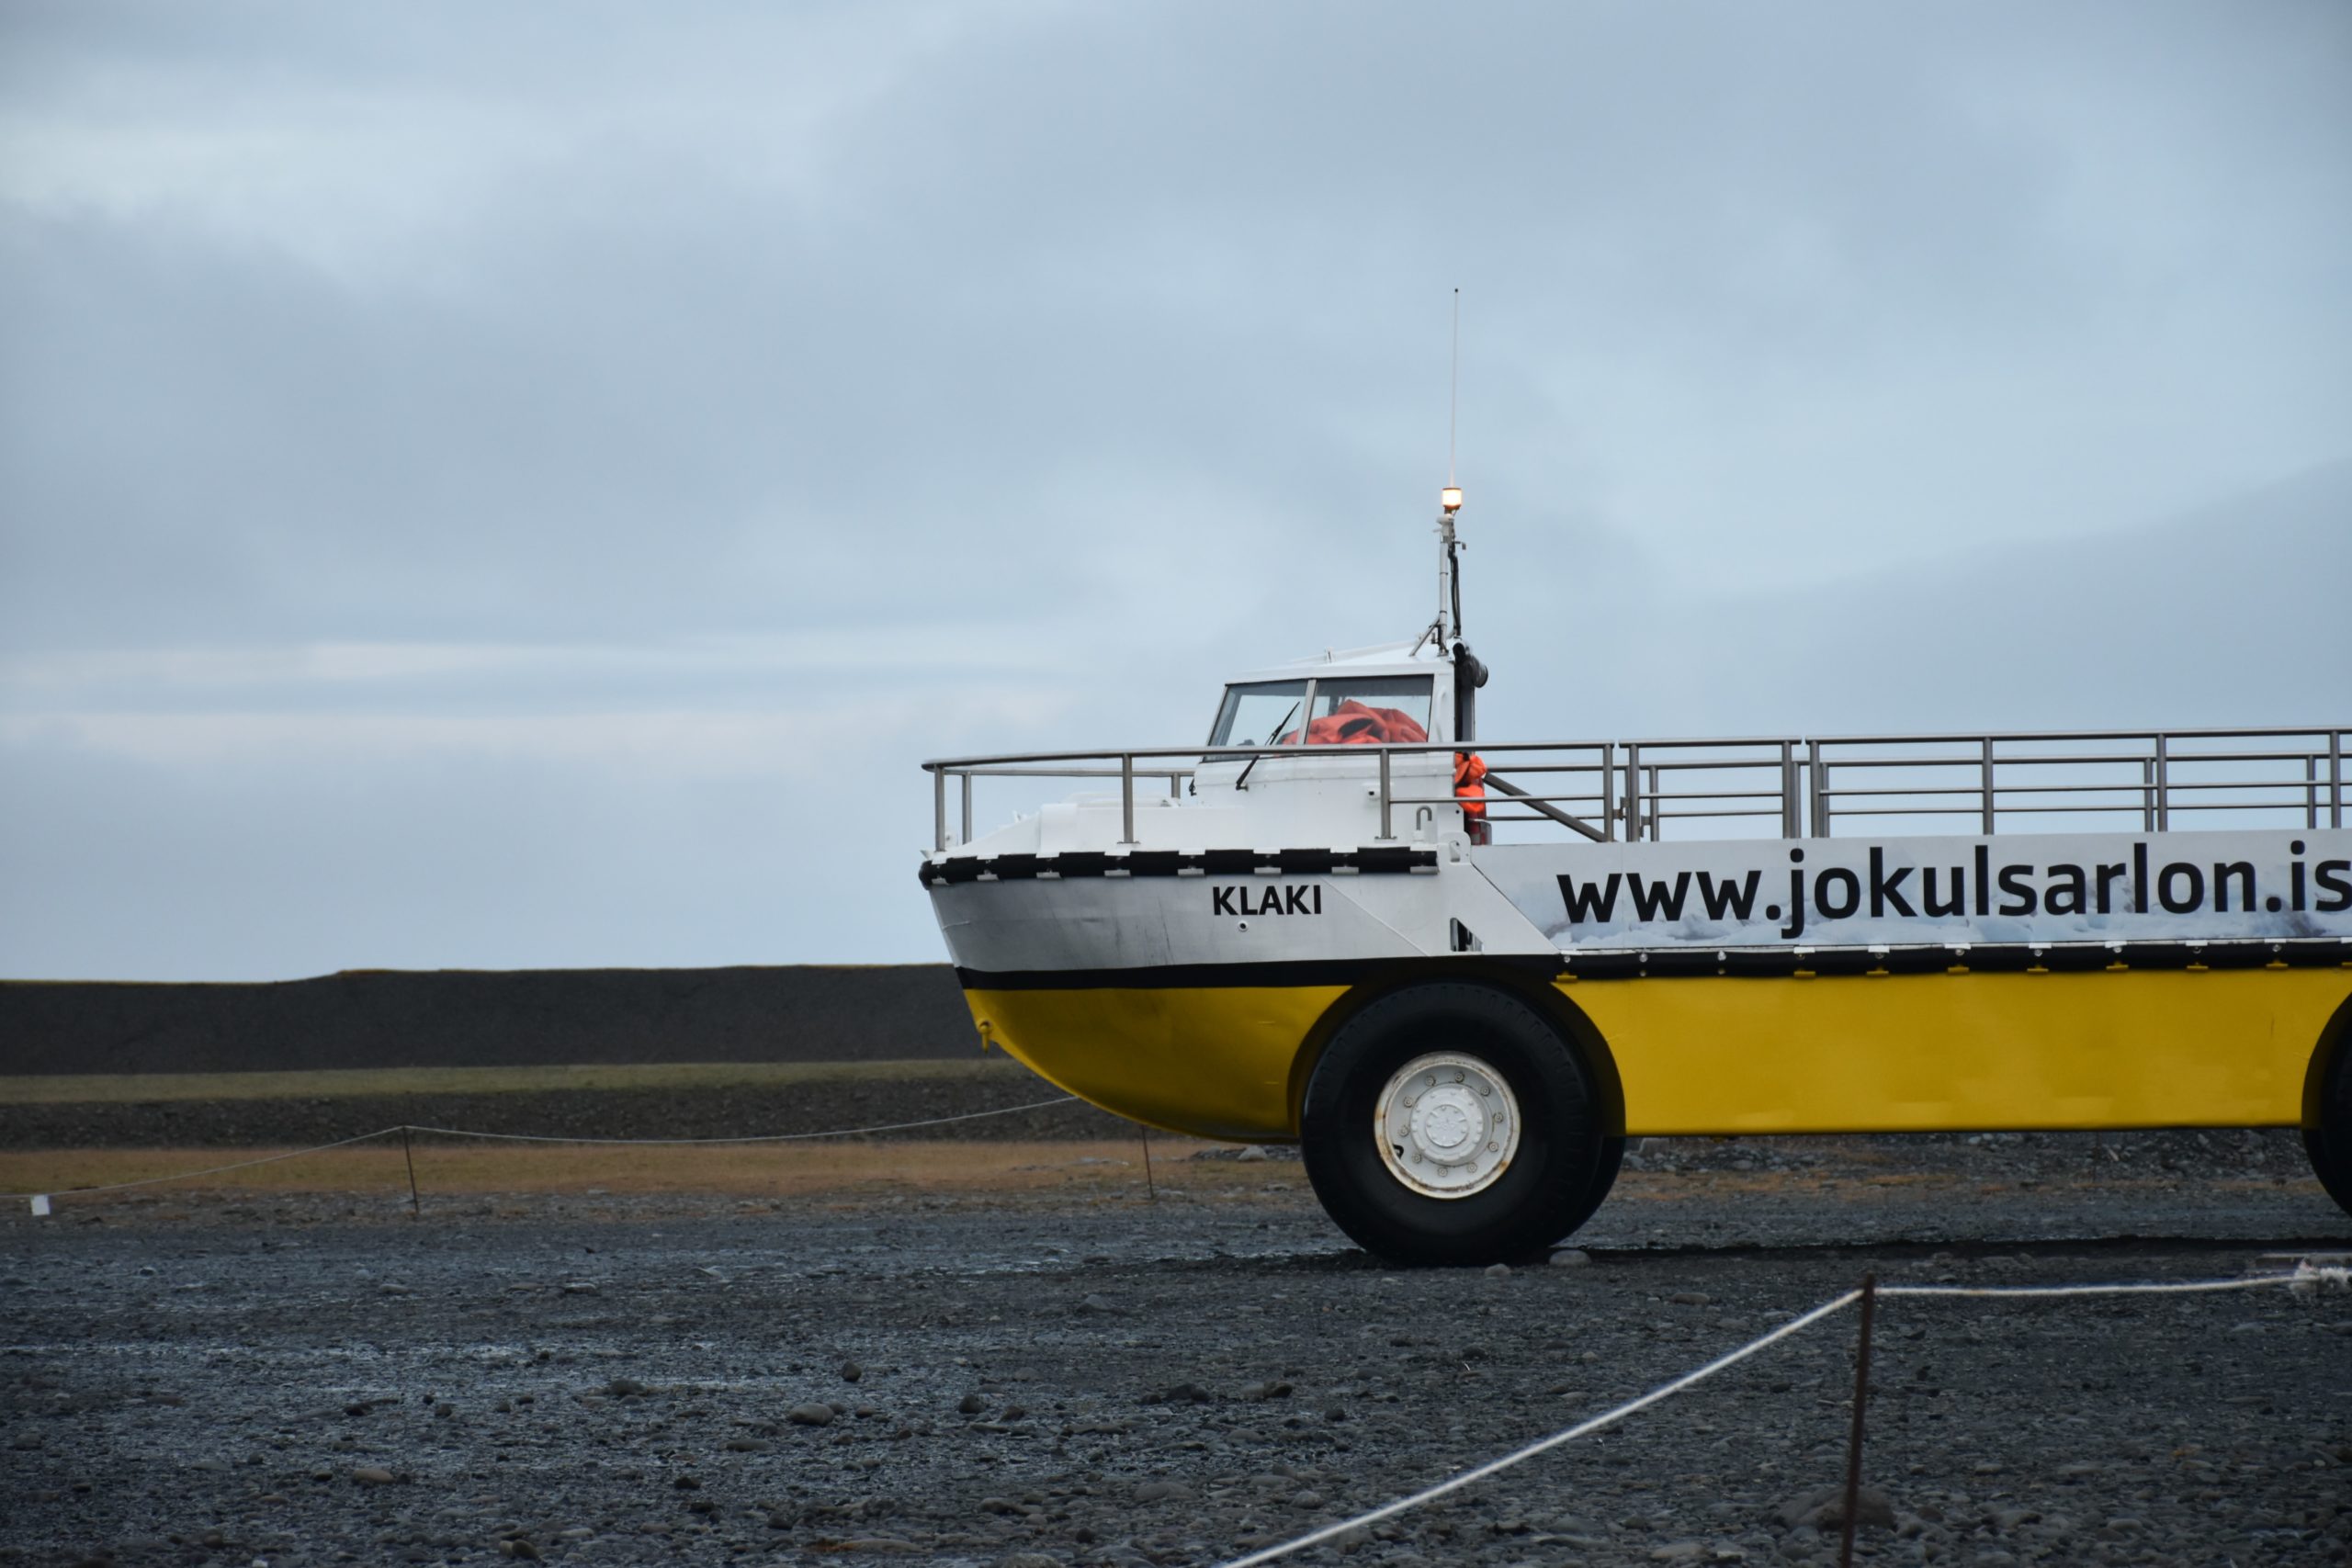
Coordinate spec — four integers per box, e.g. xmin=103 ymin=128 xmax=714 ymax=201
xmin=0 ymin=966 xmax=978 ymax=1077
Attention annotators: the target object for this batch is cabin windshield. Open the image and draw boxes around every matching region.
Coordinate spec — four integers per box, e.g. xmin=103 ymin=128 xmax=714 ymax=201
xmin=1296 ymin=677 xmax=1431 ymax=745
xmin=1208 ymin=681 xmax=1308 ymax=749
xmin=1208 ymin=674 xmax=1435 ymax=751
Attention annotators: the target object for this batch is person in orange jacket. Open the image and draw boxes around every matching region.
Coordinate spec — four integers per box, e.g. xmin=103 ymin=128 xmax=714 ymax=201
xmin=1454 ymin=750 xmax=1489 ymax=844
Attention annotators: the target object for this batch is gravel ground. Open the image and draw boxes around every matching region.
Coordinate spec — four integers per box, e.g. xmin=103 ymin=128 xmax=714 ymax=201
xmin=5 ymin=1140 xmax=2350 ymax=1568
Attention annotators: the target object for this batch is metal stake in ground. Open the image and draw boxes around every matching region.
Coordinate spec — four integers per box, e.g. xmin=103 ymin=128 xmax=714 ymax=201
xmin=1141 ymin=1127 xmax=1158 ymax=1202
xmin=1838 ymin=1271 xmax=1878 ymax=1568
xmin=400 ymin=1125 xmax=421 ymax=1220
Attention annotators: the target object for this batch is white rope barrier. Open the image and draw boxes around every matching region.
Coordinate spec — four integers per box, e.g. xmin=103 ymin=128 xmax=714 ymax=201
xmin=1216 ymin=1262 xmax=2346 ymax=1568
xmin=24 ymin=1128 xmax=408 ymax=1207
xmin=18 ymin=1095 xmax=1083 ymax=1213
xmin=401 ymin=1094 xmax=1079 ymax=1145
xmin=1218 ymin=1290 xmax=1866 ymax=1568
xmin=1878 ymin=1275 xmax=2339 ymax=1299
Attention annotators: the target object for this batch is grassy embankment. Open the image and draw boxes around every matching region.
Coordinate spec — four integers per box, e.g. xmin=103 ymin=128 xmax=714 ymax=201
xmin=0 ymin=1139 xmax=1249 ymax=1201
xmin=0 ymin=1057 xmax=1023 ymax=1104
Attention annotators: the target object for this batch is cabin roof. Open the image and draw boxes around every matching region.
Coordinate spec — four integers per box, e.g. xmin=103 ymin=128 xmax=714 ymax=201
xmin=1223 ymin=639 xmax=1448 ymax=686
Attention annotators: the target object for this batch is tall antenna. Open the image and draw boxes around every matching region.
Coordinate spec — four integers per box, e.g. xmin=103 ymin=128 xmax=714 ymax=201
xmin=1435 ymin=288 xmax=1465 ymax=648
xmin=1447 ymin=287 xmax=1461 ymax=486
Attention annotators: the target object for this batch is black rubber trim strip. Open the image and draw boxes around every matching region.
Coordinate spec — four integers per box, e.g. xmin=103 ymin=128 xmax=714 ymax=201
xmin=920 ymin=846 xmax=1440 ymax=887
xmin=956 ymin=938 xmax=2352 ymax=990
xmin=956 ymin=959 xmax=1461 ymax=991
xmin=1557 ymin=938 xmax=2352 ymax=979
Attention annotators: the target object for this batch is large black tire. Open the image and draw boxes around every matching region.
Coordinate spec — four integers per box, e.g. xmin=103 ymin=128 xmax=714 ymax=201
xmin=1569 ymin=1134 xmax=1628 ymax=1236
xmin=1301 ymin=982 xmax=1613 ymax=1266
xmin=2307 ymin=1024 xmax=2352 ymax=1220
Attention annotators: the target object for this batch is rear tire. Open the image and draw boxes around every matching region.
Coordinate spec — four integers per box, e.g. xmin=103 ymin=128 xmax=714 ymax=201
xmin=1301 ymin=982 xmax=1612 ymax=1266
xmin=2308 ymin=1028 xmax=2352 ymax=1220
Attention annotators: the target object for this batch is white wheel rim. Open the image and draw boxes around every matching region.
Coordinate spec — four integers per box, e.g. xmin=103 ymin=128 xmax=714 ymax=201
xmin=1373 ymin=1051 xmax=1521 ymax=1199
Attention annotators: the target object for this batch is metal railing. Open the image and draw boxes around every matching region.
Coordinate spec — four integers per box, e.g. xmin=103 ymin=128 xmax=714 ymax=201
xmin=923 ymin=727 xmax=2348 ymax=852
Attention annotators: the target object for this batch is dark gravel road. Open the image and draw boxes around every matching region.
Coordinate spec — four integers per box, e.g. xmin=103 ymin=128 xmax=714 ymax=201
xmin=6 ymin=1139 xmax=2350 ymax=1568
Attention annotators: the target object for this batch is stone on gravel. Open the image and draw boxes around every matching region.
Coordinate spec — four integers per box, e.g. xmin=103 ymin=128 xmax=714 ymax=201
xmin=1134 ymin=1481 xmax=1193 ymax=1503
xmin=1552 ymin=1248 xmax=1592 ymax=1267
xmin=1485 ymin=1262 xmax=1511 ymax=1278
xmin=840 ymin=1359 xmax=864 ymax=1382
xmin=349 ymin=1466 xmax=397 ymax=1485
xmin=1148 ymin=1382 xmax=1214 ymax=1404
xmin=786 ymin=1402 xmax=837 ymax=1427
xmin=957 ymin=1392 xmax=987 ymax=1415
xmin=1771 ymin=1484 xmax=1894 ymax=1531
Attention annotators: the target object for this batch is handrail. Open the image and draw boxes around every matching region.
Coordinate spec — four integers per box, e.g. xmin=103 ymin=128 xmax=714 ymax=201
xmin=922 ymin=727 xmax=2350 ymax=852
xmin=1482 ymin=772 xmax=1607 ymax=841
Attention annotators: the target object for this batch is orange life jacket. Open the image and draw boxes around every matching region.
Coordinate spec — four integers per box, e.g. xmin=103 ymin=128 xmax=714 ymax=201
xmin=1279 ymin=700 xmax=1430 ymax=747
xmin=1454 ymin=751 xmax=1489 ymax=841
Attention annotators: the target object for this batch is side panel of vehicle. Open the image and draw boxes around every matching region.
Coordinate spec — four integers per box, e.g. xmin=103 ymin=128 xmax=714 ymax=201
xmin=1566 ymin=967 xmax=2352 ymax=1134
xmin=958 ymin=979 xmax=1348 ymax=1142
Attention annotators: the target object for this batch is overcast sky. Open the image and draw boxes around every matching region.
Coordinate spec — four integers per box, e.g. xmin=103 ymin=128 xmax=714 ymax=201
xmin=3 ymin=1 xmax=2347 ymax=981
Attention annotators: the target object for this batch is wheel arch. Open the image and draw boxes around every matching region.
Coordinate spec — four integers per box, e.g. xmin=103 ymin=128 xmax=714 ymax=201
xmin=1283 ymin=960 xmax=1624 ymax=1139
xmin=2302 ymin=989 xmax=2352 ymax=1131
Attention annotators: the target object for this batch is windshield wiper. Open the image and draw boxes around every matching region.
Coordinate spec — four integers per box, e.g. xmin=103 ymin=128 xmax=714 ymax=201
xmin=1233 ymin=702 xmax=1300 ymax=791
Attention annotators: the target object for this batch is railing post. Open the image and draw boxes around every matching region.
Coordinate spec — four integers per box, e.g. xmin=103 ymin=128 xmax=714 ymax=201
xmin=960 ymin=772 xmax=973 ymax=848
xmin=1780 ymin=741 xmax=1798 ymax=840
xmin=1980 ymin=736 xmax=1996 ymax=837
xmin=1119 ymin=753 xmax=1137 ymax=845
xmin=1170 ymin=772 xmax=1182 ymax=799
xmin=1624 ymin=743 xmax=1642 ymax=842
xmin=2141 ymin=757 xmax=2154 ymax=832
xmin=2308 ymin=755 xmax=2319 ymax=832
xmin=1646 ymin=762 xmax=1661 ymax=840
xmin=1600 ymin=742 xmax=1616 ymax=841
xmin=1377 ymin=748 xmax=1394 ymax=841
xmin=2154 ymin=734 xmax=2169 ymax=832
xmin=2334 ymin=729 xmax=2344 ymax=830
xmin=1807 ymin=740 xmax=1827 ymax=839
xmin=933 ymin=769 xmax=947 ymax=852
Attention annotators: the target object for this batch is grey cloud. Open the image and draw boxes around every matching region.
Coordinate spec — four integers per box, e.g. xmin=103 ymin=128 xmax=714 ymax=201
xmin=1 ymin=1 xmax=2346 ymax=976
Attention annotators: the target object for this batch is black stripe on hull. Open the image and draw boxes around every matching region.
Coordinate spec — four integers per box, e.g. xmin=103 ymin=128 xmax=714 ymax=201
xmin=954 ymin=938 xmax=2352 ymax=991
xmin=920 ymin=845 xmax=1439 ymax=887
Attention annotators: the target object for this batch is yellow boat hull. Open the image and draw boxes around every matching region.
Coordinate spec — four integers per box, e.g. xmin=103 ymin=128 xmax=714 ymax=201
xmin=961 ymin=965 xmax=2352 ymax=1142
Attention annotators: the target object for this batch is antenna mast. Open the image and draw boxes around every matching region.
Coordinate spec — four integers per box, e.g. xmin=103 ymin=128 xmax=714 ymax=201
xmin=1435 ymin=288 xmax=1464 ymax=646
xmin=1448 ymin=287 xmax=1460 ymax=491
